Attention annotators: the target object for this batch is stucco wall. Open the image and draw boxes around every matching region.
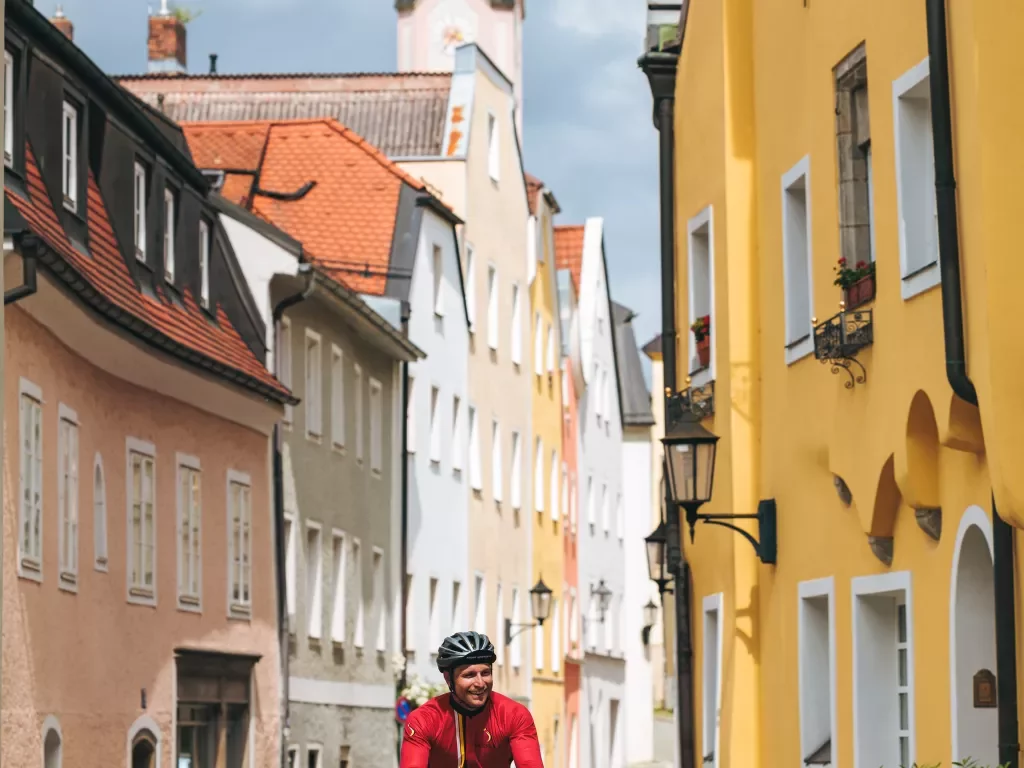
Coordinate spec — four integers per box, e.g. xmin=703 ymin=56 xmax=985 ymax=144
xmin=580 ymin=654 xmax=627 ymax=768
xmin=2 ymin=305 xmax=280 ymax=768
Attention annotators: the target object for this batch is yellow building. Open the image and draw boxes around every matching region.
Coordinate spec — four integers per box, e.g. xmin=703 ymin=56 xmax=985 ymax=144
xmin=652 ymin=1 xmax=1024 ymax=767
xmin=527 ymin=174 xmax=567 ymax=767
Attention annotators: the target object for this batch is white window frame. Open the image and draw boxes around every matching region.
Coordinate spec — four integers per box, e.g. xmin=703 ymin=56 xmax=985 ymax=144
xmin=306 ymin=744 xmax=323 ymax=768
xmin=352 ymin=538 xmax=365 ymax=648
xmin=93 ymin=453 xmax=108 ymax=571
xmin=534 ymin=437 xmax=545 ymax=512
xmin=404 ymin=573 xmax=415 ymax=651
xmin=432 ymin=244 xmax=445 ymax=317
xmin=510 ymin=430 xmax=521 ymax=510
xmin=305 ymin=520 xmax=324 ymax=640
xmin=534 ymin=312 xmax=544 ymax=376
xmin=852 ymin=570 xmax=915 ymax=768
xmin=304 ymin=329 xmax=323 ymax=440
xmin=286 ymin=745 xmax=298 ymax=768
xmin=134 ymin=161 xmax=147 ymax=261
xmin=452 ymin=394 xmax=463 ymax=474
xmin=473 ymin=573 xmax=487 ymax=634
xmin=284 ymin=512 xmax=298 ymax=629
xmin=465 ymin=244 xmax=476 ymax=331
xmin=452 ymin=579 xmax=463 ymax=628
xmin=615 ymin=492 xmax=623 ymax=540
xmin=57 ymin=404 xmax=79 ymax=590
xmin=126 ymin=437 xmax=157 ymax=605
xmin=468 ymin=405 xmax=482 ymax=491
xmin=330 ymin=529 xmax=348 ymax=645
xmin=798 ymin=577 xmax=837 ymax=768
xmin=492 ymin=419 xmax=504 ymax=502
xmin=551 ymin=596 xmax=561 ymax=673
xmin=550 ymin=451 xmax=559 ymax=522
xmin=279 ymin=317 xmax=294 ymax=426
xmin=373 ymin=547 xmax=387 ymax=652
xmin=601 ymin=483 xmax=609 ymax=533
xmin=487 ymin=265 xmax=499 ymax=351
xmin=198 ymin=218 xmax=211 ymax=308
xmin=176 ymin=453 xmax=202 ymax=611
xmin=511 ymin=282 xmax=523 ymax=365
xmin=163 ymin=187 xmax=176 ymax=281
xmin=495 ymin=582 xmax=505 ymax=664
xmin=354 ymin=364 xmax=364 ymax=464
xmin=429 ymin=385 xmax=442 ymax=465
xmin=4 ymin=51 xmax=13 ymax=167
xmin=61 ymin=100 xmax=78 ymax=212
xmin=487 ymin=112 xmax=500 ymax=182
xmin=546 ymin=324 xmax=555 ymax=374
xmin=893 ymin=58 xmax=941 ymax=301
xmin=428 ymin=576 xmax=440 ymax=649
xmin=370 ymin=377 xmax=383 ymax=474
xmin=702 ymin=593 xmax=724 ymax=768
xmin=226 ymin=470 xmax=253 ymax=619
xmin=586 ymin=475 xmax=595 ymax=527
xmin=686 ymin=205 xmax=716 ymax=385
xmin=781 ymin=157 xmax=815 ymax=364
xmin=331 ymin=344 xmax=345 ymax=450
xmin=406 ymin=373 xmax=416 ymax=455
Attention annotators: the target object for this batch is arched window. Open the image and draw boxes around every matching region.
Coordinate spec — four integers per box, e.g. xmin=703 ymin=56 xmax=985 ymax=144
xmin=42 ymin=716 xmax=62 ymax=768
xmin=94 ymin=454 xmax=107 ymax=570
xmin=131 ymin=731 xmax=156 ymax=768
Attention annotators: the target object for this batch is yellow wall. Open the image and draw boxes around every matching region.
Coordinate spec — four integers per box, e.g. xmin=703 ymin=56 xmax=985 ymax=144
xmin=530 ymin=192 xmax=566 ymax=767
xmin=671 ymin=1 xmax=1022 ymax=767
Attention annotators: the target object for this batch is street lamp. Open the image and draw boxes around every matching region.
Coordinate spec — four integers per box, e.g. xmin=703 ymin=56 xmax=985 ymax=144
xmin=591 ymin=580 xmax=613 ymax=623
xmin=645 ymin=2 xmax=683 ymax=54
xmin=505 ymin=577 xmax=553 ymax=645
xmin=645 ymin=519 xmax=672 ymax=595
xmin=641 ymin=599 xmax=659 ymax=647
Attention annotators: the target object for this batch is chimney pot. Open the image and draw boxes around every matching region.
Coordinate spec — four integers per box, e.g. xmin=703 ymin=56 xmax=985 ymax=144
xmin=209 ymin=53 xmax=218 ymax=74
xmin=50 ymin=5 xmax=74 ymax=41
xmin=147 ymin=11 xmax=187 ymax=74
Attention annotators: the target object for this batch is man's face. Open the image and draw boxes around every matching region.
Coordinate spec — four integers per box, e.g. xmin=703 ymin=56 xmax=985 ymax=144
xmin=449 ymin=663 xmax=493 ymax=708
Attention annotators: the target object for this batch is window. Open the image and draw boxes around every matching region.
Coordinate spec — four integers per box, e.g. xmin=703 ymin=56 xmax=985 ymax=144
xmin=534 ymin=312 xmax=544 ymax=376
xmin=511 ymin=586 xmax=522 ymax=667
xmin=407 ymin=373 xmax=416 ymax=454
xmin=285 ymin=514 xmax=297 ymax=628
xmin=305 ymin=330 xmax=323 ymax=440
xmin=331 ymin=345 xmax=345 ymax=449
xmin=570 ymin=481 xmax=577 ymax=534
xmin=468 ymin=406 xmax=482 ymax=490
xmin=569 ymin=717 xmax=579 ymax=768
xmin=163 ymin=188 xmax=176 ymax=281
xmin=551 ymin=597 xmax=561 ymax=673
xmin=487 ymin=266 xmax=499 ymax=351
xmin=43 ymin=720 xmax=62 ymax=768
xmin=492 ymin=420 xmax=503 ymax=502
xmin=4 ymin=51 xmax=13 ymax=167
xmin=594 ymin=365 xmax=603 ymax=423
xmin=560 ymin=465 xmax=569 ymax=524
xmin=177 ymin=455 xmax=201 ymax=608
xmin=893 ymin=59 xmax=940 ymax=300
xmin=352 ymin=538 xmax=365 ymax=648
xmin=330 ymin=531 xmax=347 ymax=644
xmin=429 ymin=386 xmax=441 ymax=464
xmin=510 ymin=431 xmax=522 ymax=510
xmin=134 ymin=161 xmax=147 ymax=260
xmin=93 ymin=454 xmax=108 ymax=570
xmin=228 ymin=473 xmax=252 ymax=616
xmin=487 ymin=113 xmax=500 ymax=182
xmin=306 ymin=745 xmax=322 ymax=768
xmin=354 ymin=364 xmax=364 ymax=463
xmin=550 ymin=451 xmax=559 ymax=522
xmin=452 ymin=580 xmax=463 ymax=627
xmin=852 ymin=572 xmax=914 ymax=768
xmin=586 ymin=475 xmax=595 ymax=527
xmin=128 ymin=439 xmax=156 ymax=601
xmin=604 ymin=590 xmax=614 ymax=651
xmin=615 ymin=493 xmax=623 ymax=540
xmin=279 ymin=318 xmax=294 ymax=425
xmin=474 ymin=574 xmax=486 ymax=634
xmin=373 ymin=548 xmax=386 ymax=652
xmin=511 ymin=283 xmax=523 ymax=365
xmin=61 ymin=101 xmax=78 ymax=211
xmin=702 ymin=594 xmax=724 ymax=768
xmin=452 ymin=395 xmax=463 ymax=473
xmin=782 ymin=159 xmax=814 ymax=363
xmin=534 ymin=438 xmax=545 ymax=512
xmin=287 ymin=746 xmax=298 ymax=768
xmin=432 ymin=244 xmax=445 ymax=317
xmin=798 ymin=578 xmax=836 ymax=768
xmin=546 ymin=324 xmax=555 ymax=373
xmin=305 ymin=522 xmax=323 ymax=640
xmin=429 ymin=577 xmax=440 ymax=648
xmin=198 ymin=219 xmax=210 ymax=308
xmin=404 ymin=573 xmax=415 ymax=651
xmin=465 ymin=245 xmax=476 ymax=330
xmin=535 ymin=600 xmax=545 ymax=671
xmin=601 ymin=484 xmax=609 ymax=533
xmin=687 ymin=207 xmax=714 ymax=383
xmin=56 ymin=407 xmax=79 ymax=588
xmin=495 ymin=582 xmax=505 ymax=664
xmin=370 ymin=378 xmax=383 ymax=474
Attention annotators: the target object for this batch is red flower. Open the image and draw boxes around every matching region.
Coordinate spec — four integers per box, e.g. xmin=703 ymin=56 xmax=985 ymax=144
xmin=855 ymin=261 xmax=867 ymax=269
xmin=838 ymin=257 xmax=847 ymax=265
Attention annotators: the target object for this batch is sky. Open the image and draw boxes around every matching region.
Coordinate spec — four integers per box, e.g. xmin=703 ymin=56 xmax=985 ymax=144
xmin=50 ymin=0 xmax=662 ymax=367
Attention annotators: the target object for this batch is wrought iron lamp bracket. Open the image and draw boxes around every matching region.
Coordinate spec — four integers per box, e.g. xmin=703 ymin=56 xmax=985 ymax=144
xmin=505 ymin=619 xmax=543 ymax=647
xmin=684 ymin=499 xmax=778 ymax=565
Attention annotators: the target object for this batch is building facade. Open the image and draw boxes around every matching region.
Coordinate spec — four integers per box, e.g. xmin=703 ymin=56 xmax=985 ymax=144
xmin=655 ymin=0 xmax=1024 ymax=766
xmin=3 ymin=4 xmax=292 ymax=766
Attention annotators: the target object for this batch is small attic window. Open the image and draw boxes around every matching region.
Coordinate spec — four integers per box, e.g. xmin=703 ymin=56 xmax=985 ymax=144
xmin=202 ymin=169 xmax=225 ymax=192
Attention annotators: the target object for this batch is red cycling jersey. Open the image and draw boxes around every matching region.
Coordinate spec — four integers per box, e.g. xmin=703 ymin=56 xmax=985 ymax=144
xmin=400 ymin=691 xmax=544 ymax=768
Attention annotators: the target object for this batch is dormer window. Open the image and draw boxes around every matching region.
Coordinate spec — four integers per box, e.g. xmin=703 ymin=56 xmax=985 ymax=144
xmin=133 ymin=162 xmax=147 ymax=261
xmin=61 ymin=101 xmax=78 ymax=212
xmin=163 ymin=188 xmax=176 ymax=282
xmin=199 ymin=219 xmax=210 ymax=308
xmin=4 ymin=51 xmax=13 ymax=168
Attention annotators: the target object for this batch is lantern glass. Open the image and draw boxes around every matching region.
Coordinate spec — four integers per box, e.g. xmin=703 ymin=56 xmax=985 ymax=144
xmin=645 ymin=2 xmax=682 ymax=52
xmin=643 ymin=600 xmax=659 ymax=628
xmin=530 ymin=578 xmax=553 ymax=623
xmin=662 ymin=417 xmax=719 ymax=505
xmin=593 ymin=580 xmax=613 ymax=616
xmin=645 ymin=521 xmax=668 ymax=583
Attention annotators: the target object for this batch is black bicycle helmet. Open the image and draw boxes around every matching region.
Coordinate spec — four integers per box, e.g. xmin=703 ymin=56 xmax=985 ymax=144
xmin=436 ymin=631 xmax=497 ymax=672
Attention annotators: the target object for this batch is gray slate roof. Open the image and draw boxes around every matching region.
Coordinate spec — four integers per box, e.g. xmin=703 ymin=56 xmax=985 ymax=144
xmin=613 ymin=302 xmax=655 ymax=427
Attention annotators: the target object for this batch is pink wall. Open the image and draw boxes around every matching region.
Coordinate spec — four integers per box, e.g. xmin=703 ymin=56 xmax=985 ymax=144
xmin=561 ymin=358 xmax=580 ymax=768
xmin=2 ymin=307 xmax=280 ymax=767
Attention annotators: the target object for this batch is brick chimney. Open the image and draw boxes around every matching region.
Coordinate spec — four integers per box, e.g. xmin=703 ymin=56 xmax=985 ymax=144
xmin=147 ymin=0 xmax=187 ymax=74
xmin=50 ymin=6 xmax=74 ymax=42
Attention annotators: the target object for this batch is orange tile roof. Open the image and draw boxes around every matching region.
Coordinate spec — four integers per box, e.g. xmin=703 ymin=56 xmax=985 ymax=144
xmin=6 ymin=145 xmax=291 ymax=402
xmin=182 ymin=118 xmax=432 ymax=296
xmin=555 ymin=224 xmax=585 ymax=291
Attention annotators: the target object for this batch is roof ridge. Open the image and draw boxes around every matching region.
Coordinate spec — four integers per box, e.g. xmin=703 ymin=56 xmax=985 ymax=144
xmin=315 ymin=119 xmax=427 ymax=192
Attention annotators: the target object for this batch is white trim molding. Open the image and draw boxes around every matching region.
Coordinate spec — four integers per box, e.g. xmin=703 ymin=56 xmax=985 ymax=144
xmin=851 ymin=570 xmax=914 ymax=768
xmin=701 ymin=592 xmax=724 ymax=768
xmin=797 ymin=577 xmax=838 ymax=768
xmin=175 ymin=452 xmax=203 ymax=613
xmin=686 ymin=206 xmax=716 ymax=389
xmin=288 ymin=677 xmax=394 ymax=709
xmin=125 ymin=436 xmax=158 ymax=607
xmin=125 ymin=713 xmax=163 ymax=768
xmin=781 ymin=155 xmax=815 ymax=364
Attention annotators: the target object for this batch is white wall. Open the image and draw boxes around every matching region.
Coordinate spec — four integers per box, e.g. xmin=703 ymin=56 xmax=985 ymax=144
xmin=581 ymin=654 xmax=627 ymax=768
xmin=623 ymin=431 xmax=654 ymax=766
xmin=404 ymin=207 xmax=471 ymax=685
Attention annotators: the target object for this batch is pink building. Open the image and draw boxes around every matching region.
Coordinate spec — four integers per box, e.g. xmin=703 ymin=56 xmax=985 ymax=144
xmin=2 ymin=4 xmax=293 ymax=766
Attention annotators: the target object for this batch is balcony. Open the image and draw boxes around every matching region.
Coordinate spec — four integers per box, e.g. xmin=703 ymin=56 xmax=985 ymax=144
xmin=813 ymin=307 xmax=873 ymax=388
xmin=680 ymin=379 xmax=715 ymax=418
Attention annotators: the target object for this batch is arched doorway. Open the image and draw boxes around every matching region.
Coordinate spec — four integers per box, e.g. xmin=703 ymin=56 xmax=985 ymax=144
xmin=950 ymin=508 xmax=997 ymax=766
xmin=131 ymin=732 xmax=156 ymax=768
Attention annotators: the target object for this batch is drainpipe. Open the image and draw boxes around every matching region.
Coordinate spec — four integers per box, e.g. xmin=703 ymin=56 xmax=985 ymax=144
xmin=925 ymin=2 xmax=1017 ymax=764
xmin=4 ymin=251 xmax=37 ymax=305
xmin=272 ymin=264 xmax=315 ymax=768
xmin=398 ymin=299 xmax=411 ymax=764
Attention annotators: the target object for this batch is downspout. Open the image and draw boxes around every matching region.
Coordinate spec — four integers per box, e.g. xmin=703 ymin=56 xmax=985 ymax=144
xmin=272 ymin=265 xmax=315 ymax=768
xmin=925 ymin=2 xmax=1018 ymax=764
xmin=4 ymin=251 xmax=37 ymax=305
xmin=398 ymin=299 xmax=411 ymax=764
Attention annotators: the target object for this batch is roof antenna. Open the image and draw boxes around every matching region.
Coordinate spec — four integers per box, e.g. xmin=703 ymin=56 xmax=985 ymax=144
xmin=209 ymin=53 xmax=218 ymax=74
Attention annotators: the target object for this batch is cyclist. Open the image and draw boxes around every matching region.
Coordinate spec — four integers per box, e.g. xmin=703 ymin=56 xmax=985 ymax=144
xmin=399 ymin=631 xmax=544 ymax=768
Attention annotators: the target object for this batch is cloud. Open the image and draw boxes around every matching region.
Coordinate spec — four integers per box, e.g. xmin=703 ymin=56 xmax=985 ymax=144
xmin=549 ymin=0 xmax=646 ymax=40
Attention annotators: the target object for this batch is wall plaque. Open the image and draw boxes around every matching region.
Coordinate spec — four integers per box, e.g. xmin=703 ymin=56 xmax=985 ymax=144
xmin=973 ymin=668 xmax=997 ymax=708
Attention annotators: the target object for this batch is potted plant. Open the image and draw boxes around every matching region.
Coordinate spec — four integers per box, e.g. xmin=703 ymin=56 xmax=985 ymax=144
xmin=691 ymin=314 xmax=711 ymax=369
xmin=833 ymin=256 xmax=876 ymax=309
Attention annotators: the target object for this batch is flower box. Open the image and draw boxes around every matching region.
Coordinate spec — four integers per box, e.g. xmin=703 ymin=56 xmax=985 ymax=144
xmin=844 ymin=274 xmax=875 ymax=310
xmin=696 ymin=336 xmax=710 ymax=369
